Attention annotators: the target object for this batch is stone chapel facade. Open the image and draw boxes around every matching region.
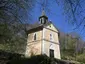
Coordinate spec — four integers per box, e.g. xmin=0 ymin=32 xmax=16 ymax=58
xmin=25 ymin=10 xmax=61 ymax=59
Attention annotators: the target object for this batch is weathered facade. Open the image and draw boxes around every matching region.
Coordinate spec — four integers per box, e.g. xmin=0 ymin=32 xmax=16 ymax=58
xmin=25 ymin=10 xmax=61 ymax=59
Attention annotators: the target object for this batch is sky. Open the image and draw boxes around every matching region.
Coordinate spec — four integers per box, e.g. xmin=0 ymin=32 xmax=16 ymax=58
xmin=30 ymin=1 xmax=85 ymax=41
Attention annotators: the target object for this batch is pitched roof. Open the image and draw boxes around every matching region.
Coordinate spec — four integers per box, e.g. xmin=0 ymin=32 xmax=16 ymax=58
xmin=26 ymin=21 xmax=52 ymax=31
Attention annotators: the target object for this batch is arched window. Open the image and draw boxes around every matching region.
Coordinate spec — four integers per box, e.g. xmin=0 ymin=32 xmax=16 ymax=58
xmin=50 ymin=34 xmax=52 ymax=40
xmin=34 ymin=33 xmax=36 ymax=40
xmin=50 ymin=33 xmax=53 ymax=41
xmin=40 ymin=18 xmax=42 ymax=24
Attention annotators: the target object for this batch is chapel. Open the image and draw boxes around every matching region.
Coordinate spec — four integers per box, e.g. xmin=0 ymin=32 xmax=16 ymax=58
xmin=25 ymin=10 xmax=61 ymax=59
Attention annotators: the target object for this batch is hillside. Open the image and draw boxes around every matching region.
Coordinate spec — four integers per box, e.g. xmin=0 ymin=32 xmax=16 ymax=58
xmin=0 ymin=50 xmax=78 ymax=64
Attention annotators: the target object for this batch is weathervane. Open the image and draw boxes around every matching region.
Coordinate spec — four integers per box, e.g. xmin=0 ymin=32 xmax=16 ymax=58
xmin=42 ymin=0 xmax=47 ymax=12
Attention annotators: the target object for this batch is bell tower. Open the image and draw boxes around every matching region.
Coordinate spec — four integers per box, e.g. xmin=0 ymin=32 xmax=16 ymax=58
xmin=25 ymin=9 xmax=61 ymax=59
xmin=39 ymin=9 xmax=48 ymax=24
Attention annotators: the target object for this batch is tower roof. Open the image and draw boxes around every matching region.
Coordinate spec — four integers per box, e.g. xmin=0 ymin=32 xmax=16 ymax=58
xmin=39 ymin=9 xmax=48 ymax=20
xmin=41 ymin=9 xmax=46 ymax=16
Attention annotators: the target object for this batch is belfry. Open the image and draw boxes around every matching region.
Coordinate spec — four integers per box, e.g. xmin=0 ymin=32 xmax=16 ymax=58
xmin=25 ymin=10 xmax=61 ymax=59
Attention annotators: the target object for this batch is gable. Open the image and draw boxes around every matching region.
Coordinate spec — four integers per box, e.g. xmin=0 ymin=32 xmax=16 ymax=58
xmin=46 ymin=23 xmax=58 ymax=32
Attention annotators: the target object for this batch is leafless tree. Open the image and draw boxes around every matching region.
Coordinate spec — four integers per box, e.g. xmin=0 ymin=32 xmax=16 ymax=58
xmin=0 ymin=0 xmax=36 ymax=53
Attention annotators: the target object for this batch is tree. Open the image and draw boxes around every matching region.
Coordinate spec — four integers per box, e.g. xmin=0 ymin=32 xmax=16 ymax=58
xmin=76 ymin=53 xmax=85 ymax=63
xmin=0 ymin=0 xmax=36 ymax=53
xmin=38 ymin=0 xmax=85 ymax=33
xmin=59 ymin=32 xmax=85 ymax=61
xmin=56 ymin=0 xmax=85 ymax=32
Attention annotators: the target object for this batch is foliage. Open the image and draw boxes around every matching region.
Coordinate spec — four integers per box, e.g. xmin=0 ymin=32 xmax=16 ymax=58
xmin=0 ymin=0 xmax=36 ymax=53
xmin=76 ymin=53 xmax=85 ymax=63
xmin=59 ymin=32 xmax=85 ymax=63
xmin=7 ymin=55 xmax=72 ymax=64
xmin=0 ymin=0 xmax=85 ymax=63
xmin=7 ymin=55 xmax=51 ymax=64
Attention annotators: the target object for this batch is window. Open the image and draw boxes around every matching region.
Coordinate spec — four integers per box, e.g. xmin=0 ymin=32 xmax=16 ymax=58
xmin=50 ymin=34 xmax=52 ymax=40
xmin=50 ymin=49 xmax=54 ymax=58
xmin=40 ymin=18 xmax=42 ymax=24
xmin=42 ymin=18 xmax=44 ymax=24
xmin=50 ymin=34 xmax=53 ymax=41
xmin=34 ymin=33 xmax=36 ymax=40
